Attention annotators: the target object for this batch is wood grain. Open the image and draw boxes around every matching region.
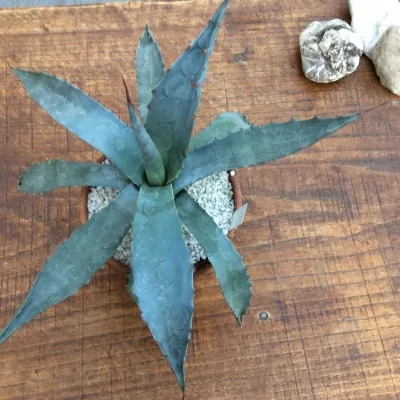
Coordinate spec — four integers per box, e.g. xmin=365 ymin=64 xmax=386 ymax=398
xmin=0 ymin=1 xmax=399 ymax=399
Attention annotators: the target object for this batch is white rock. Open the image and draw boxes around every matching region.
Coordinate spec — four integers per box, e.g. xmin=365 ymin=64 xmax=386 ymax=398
xmin=371 ymin=25 xmax=400 ymax=95
xmin=349 ymin=0 xmax=400 ymax=58
xmin=299 ymin=19 xmax=363 ymax=83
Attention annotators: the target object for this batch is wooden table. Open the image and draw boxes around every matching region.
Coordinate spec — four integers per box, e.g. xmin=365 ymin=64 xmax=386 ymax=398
xmin=0 ymin=1 xmax=399 ymax=399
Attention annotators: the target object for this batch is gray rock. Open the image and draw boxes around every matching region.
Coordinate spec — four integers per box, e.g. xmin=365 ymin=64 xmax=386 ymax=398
xmin=371 ymin=26 xmax=400 ymax=95
xmin=300 ymin=19 xmax=364 ymax=83
xmin=349 ymin=0 xmax=400 ymax=58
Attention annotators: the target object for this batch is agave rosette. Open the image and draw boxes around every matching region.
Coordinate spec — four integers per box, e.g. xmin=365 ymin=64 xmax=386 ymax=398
xmin=0 ymin=0 xmax=359 ymax=391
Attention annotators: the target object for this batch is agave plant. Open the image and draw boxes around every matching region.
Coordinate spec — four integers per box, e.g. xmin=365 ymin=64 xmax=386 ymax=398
xmin=0 ymin=0 xmax=359 ymax=391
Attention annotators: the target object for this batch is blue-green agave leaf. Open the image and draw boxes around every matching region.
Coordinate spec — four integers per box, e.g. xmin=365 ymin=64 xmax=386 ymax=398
xmin=0 ymin=184 xmax=138 ymax=345
xmin=19 ymin=160 xmax=129 ymax=194
xmin=145 ymin=0 xmax=230 ymax=183
xmin=127 ymin=102 xmax=166 ymax=186
xmin=136 ymin=25 xmax=165 ymax=124
xmin=13 ymin=69 xmax=144 ymax=185
xmin=189 ymin=111 xmax=250 ymax=150
xmin=176 ymin=191 xmax=251 ymax=325
xmin=122 ymin=79 xmax=166 ymax=186
xmin=174 ymin=114 xmax=360 ymax=192
xmin=129 ymin=184 xmax=194 ymax=391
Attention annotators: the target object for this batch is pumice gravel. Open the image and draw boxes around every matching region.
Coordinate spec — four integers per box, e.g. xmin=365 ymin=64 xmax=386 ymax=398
xmin=88 ymin=160 xmax=234 ymax=264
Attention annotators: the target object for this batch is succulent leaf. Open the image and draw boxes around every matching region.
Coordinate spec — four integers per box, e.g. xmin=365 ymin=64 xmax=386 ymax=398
xmin=189 ymin=111 xmax=250 ymax=150
xmin=174 ymin=114 xmax=360 ymax=193
xmin=144 ymin=0 xmax=230 ymax=183
xmin=136 ymin=25 xmax=165 ymax=124
xmin=123 ymin=80 xmax=166 ymax=186
xmin=0 ymin=184 xmax=138 ymax=345
xmin=19 ymin=160 xmax=129 ymax=194
xmin=176 ymin=191 xmax=251 ymax=325
xmin=130 ymin=184 xmax=194 ymax=391
xmin=13 ymin=69 xmax=144 ymax=185
xmin=127 ymin=102 xmax=166 ymax=186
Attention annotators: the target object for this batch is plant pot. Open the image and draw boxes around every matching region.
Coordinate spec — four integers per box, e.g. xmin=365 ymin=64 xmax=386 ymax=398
xmin=80 ymin=155 xmax=243 ymax=273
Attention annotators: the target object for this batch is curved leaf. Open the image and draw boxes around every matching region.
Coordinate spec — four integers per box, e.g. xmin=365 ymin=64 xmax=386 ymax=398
xmin=176 ymin=191 xmax=251 ymax=325
xmin=13 ymin=69 xmax=144 ymax=185
xmin=130 ymin=184 xmax=194 ymax=391
xmin=127 ymin=102 xmax=166 ymax=186
xmin=122 ymin=79 xmax=165 ymax=186
xmin=19 ymin=160 xmax=129 ymax=194
xmin=174 ymin=114 xmax=360 ymax=193
xmin=145 ymin=0 xmax=230 ymax=183
xmin=136 ymin=25 xmax=165 ymax=124
xmin=0 ymin=184 xmax=138 ymax=345
xmin=189 ymin=111 xmax=250 ymax=150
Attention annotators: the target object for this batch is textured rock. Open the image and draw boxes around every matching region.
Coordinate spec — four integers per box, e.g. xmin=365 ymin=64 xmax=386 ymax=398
xmin=349 ymin=0 xmax=400 ymax=58
xmin=300 ymin=19 xmax=363 ymax=83
xmin=371 ymin=26 xmax=400 ymax=95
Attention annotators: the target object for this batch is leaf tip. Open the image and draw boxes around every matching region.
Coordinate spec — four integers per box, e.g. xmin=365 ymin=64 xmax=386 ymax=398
xmin=177 ymin=371 xmax=186 ymax=392
xmin=12 ymin=67 xmax=37 ymax=82
xmin=348 ymin=112 xmax=361 ymax=121
xmin=12 ymin=68 xmax=40 ymax=90
xmin=236 ymin=314 xmax=243 ymax=327
xmin=0 ymin=319 xmax=16 ymax=346
xmin=12 ymin=67 xmax=26 ymax=80
xmin=336 ymin=112 xmax=361 ymax=128
xmin=165 ymin=358 xmax=186 ymax=392
xmin=235 ymin=301 xmax=250 ymax=327
xmin=142 ymin=24 xmax=153 ymax=43
xmin=214 ymin=0 xmax=231 ymax=20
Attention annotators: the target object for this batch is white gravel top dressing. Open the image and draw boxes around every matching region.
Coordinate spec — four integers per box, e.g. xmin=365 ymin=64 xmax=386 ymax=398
xmin=87 ymin=161 xmax=234 ymax=265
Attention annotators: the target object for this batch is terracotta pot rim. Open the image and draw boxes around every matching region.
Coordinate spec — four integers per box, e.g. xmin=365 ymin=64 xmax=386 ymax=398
xmin=80 ymin=155 xmax=243 ymax=273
